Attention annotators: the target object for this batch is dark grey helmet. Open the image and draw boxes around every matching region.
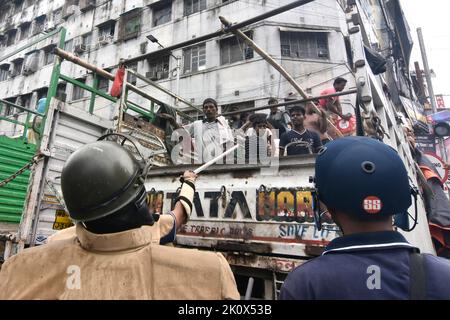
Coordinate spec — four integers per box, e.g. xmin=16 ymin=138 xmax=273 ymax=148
xmin=61 ymin=140 xmax=143 ymax=222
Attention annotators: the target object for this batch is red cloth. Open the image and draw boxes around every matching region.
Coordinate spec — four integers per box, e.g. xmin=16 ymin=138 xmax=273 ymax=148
xmin=334 ymin=115 xmax=356 ymax=135
xmin=318 ymin=87 xmax=338 ymax=108
xmin=110 ymin=66 xmax=125 ymax=98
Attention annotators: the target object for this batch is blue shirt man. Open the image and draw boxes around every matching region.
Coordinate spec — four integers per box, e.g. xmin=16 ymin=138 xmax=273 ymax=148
xmin=280 ymin=231 xmax=450 ymax=299
xmin=279 ymin=105 xmax=322 ymax=156
xmin=37 ymin=97 xmax=46 ymax=114
xmin=280 ymin=137 xmax=450 ymax=300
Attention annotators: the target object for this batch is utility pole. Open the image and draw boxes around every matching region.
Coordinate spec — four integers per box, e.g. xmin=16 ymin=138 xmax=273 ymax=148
xmin=414 ymin=61 xmax=426 ymax=103
xmin=417 ymin=27 xmax=447 ymax=162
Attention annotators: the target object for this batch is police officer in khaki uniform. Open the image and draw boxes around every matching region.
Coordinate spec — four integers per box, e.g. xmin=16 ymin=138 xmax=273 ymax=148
xmin=0 ymin=139 xmax=239 ymax=300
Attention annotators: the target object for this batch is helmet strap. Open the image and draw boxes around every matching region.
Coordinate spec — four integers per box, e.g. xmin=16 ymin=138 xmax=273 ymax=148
xmin=83 ymin=187 xmax=154 ymax=234
xmin=311 ymin=190 xmax=322 ymax=231
xmin=134 ymin=187 xmax=155 ymax=226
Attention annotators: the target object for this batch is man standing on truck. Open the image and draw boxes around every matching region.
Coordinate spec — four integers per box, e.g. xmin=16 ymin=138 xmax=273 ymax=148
xmin=280 ymin=136 xmax=450 ymax=299
xmin=27 ymin=97 xmax=46 ymax=144
xmin=161 ymin=98 xmax=233 ymax=163
xmin=267 ymin=97 xmax=291 ymax=137
xmin=279 ymin=105 xmax=322 ymax=156
xmin=244 ymin=113 xmax=273 ymax=163
xmin=0 ymin=139 xmax=239 ymax=300
xmin=318 ymin=77 xmax=351 ymax=121
xmin=304 ymin=102 xmax=331 ymax=145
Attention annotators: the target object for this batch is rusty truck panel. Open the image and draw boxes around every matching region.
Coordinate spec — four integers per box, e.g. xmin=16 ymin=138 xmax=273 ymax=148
xmin=145 ymin=157 xmax=340 ymax=258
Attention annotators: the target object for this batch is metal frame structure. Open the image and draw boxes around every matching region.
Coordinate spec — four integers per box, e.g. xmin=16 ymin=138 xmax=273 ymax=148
xmin=0 ymin=26 xmax=199 ymax=150
xmin=0 ymin=27 xmax=67 ymax=146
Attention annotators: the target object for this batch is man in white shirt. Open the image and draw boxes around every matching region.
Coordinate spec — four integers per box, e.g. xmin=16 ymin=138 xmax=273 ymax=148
xmin=161 ymin=98 xmax=233 ymax=163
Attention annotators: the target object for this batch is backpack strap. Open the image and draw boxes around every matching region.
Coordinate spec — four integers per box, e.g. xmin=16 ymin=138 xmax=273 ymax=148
xmin=409 ymin=253 xmax=427 ymax=300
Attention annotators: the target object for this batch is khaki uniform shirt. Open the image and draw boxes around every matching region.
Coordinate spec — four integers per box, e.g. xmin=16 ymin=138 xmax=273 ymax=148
xmin=0 ymin=221 xmax=239 ymax=300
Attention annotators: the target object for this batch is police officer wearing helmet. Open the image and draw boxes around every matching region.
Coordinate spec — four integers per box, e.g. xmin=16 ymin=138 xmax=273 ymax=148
xmin=47 ymin=140 xmax=190 ymax=242
xmin=280 ymin=136 xmax=450 ymax=300
xmin=0 ymin=140 xmax=239 ymax=300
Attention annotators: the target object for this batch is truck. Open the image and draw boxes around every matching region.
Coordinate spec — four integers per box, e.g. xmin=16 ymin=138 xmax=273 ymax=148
xmin=0 ymin=0 xmax=437 ymax=299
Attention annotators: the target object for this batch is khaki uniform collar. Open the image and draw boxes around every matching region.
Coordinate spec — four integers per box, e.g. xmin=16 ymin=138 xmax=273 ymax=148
xmin=75 ymin=223 xmax=160 ymax=252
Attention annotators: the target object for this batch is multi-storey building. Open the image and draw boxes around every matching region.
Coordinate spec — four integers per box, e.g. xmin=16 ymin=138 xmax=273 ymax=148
xmin=0 ymin=0 xmax=354 ymax=128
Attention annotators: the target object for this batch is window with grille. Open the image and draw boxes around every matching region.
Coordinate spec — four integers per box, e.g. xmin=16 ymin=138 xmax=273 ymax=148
xmin=43 ymin=45 xmax=56 ymax=65
xmin=65 ymin=39 xmax=73 ymax=52
xmin=7 ymin=29 xmax=17 ymax=46
xmin=82 ymin=32 xmax=92 ymax=46
xmin=147 ymin=56 xmax=170 ymax=80
xmin=98 ymin=74 xmax=109 ymax=92
xmin=220 ymin=32 xmax=253 ymax=65
xmin=126 ymin=63 xmax=138 ymax=85
xmin=33 ymin=15 xmax=46 ymax=35
xmin=99 ymin=21 xmax=115 ymax=38
xmin=14 ymin=0 xmax=24 ymax=14
xmin=183 ymin=43 xmax=206 ymax=74
xmin=57 ymin=83 xmax=67 ymax=101
xmin=20 ymin=93 xmax=32 ymax=110
xmin=0 ymin=65 xmax=9 ymax=82
xmin=184 ymin=0 xmax=206 ymax=16
xmin=53 ymin=8 xmax=62 ymax=23
xmin=0 ymin=35 xmax=6 ymax=49
xmin=4 ymin=99 xmax=15 ymax=116
xmin=11 ymin=59 xmax=23 ymax=77
xmin=280 ymin=31 xmax=329 ymax=60
xmin=153 ymin=2 xmax=172 ymax=27
xmin=72 ymin=78 xmax=86 ymax=100
xmin=20 ymin=23 xmax=30 ymax=41
xmin=119 ymin=9 xmax=141 ymax=41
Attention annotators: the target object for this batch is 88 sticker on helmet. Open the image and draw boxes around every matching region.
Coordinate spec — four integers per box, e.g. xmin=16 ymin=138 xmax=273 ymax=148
xmin=314 ymin=136 xmax=412 ymax=218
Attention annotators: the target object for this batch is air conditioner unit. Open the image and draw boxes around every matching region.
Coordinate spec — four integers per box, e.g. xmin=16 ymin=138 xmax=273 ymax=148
xmin=63 ymin=5 xmax=76 ymax=19
xmin=146 ymin=71 xmax=157 ymax=81
xmin=318 ymin=49 xmax=329 ymax=58
xmin=80 ymin=0 xmax=96 ymax=12
xmin=22 ymin=68 xmax=32 ymax=76
xmin=22 ymin=55 xmax=38 ymax=75
xmin=44 ymin=21 xmax=55 ymax=32
xmin=54 ymin=18 xmax=64 ymax=26
xmin=98 ymin=35 xmax=111 ymax=45
xmin=8 ymin=64 xmax=16 ymax=77
xmin=74 ymin=44 xmax=87 ymax=53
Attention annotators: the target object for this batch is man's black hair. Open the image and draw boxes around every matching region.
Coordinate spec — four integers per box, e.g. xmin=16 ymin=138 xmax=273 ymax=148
xmin=289 ymin=105 xmax=306 ymax=116
xmin=249 ymin=113 xmax=267 ymax=127
xmin=334 ymin=77 xmax=348 ymax=86
xmin=202 ymin=98 xmax=218 ymax=109
xmin=268 ymin=97 xmax=278 ymax=105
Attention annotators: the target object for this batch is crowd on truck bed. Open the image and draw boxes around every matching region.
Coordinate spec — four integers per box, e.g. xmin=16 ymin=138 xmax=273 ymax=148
xmin=161 ymin=77 xmax=354 ymax=165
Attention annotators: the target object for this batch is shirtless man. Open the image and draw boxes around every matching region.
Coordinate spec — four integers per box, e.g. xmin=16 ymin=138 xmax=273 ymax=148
xmin=304 ymin=102 xmax=331 ymax=144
